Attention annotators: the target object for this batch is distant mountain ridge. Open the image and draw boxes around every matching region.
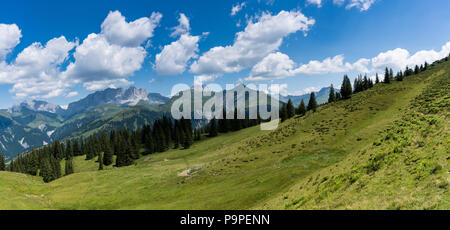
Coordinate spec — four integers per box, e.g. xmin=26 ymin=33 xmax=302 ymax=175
xmin=280 ymin=87 xmax=338 ymax=106
xmin=8 ymin=100 xmax=65 ymax=114
xmin=63 ymin=87 xmax=170 ymax=117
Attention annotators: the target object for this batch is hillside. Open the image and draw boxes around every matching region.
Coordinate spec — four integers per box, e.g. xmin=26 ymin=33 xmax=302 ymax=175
xmin=0 ymin=59 xmax=448 ymax=210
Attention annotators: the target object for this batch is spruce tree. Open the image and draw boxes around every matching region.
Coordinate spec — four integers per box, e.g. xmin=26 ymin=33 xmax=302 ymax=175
xmin=414 ymin=65 xmax=420 ymax=74
xmin=98 ymin=152 xmax=104 ymax=170
xmin=72 ymin=139 xmax=81 ymax=156
xmin=40 ymin=158 xmax=53 ymax=183
xmin=130 ymin=136 xmax=140 ymax=160
xmin=65 ymin=139 xmax=73 ymax=160
xmin=65 ymin=157 xmax=74 ymax=176
xmin=286 ymin=99 xmax=295 ymax=118
xmin=103 ymin=143 xmax=114 ymax=166
xmin=328 ymin=84 xmax=336 ymax=103
xmin=0 ymin=153 xmax=5 ymax=171
xmin=307 ymin=92 xmax=318 ymax=112
xmin=375 ymin=73 xmax=380 ymax=84
xmin=384 ymin=67 xmax=390 ymax=83
xmin=340 ymin=75 xmax=352 ymax=99
xmin=280 ymin=104 xmax=288 ymax=122
xmin=218 ymin=107 xmax=230 ymax=133
xmin=183 ymin=130 xmax=193 ymax=149
xmin=296 ymin=100 xmax=306 ymax=116
xmin=208 ymin=118 xmax=218 ymax=137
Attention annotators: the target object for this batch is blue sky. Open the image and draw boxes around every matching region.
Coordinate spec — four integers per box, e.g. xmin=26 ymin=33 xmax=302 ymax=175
xmin=0 ymin=0 xmax=449 ymax=108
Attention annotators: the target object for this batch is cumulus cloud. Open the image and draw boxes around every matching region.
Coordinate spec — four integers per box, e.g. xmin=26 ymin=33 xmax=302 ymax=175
xmin=101 ymin=11 xmax=162 ymax=47
xmin=0 ymin=24 xmax=22 ymax=61
xmin=64 ymin=33 xmax=146 ymax=84
xmin=190 ymin=10 xmax=315 ymax=76
xmin=0 ymin=36 xmax=76 ymax=99
xmin=246 ymin=42 xmax=450 ymax=81
xmin=307 ymin=0 xmax=322 ymax=7
xmin=231 ymin=2 xmax=246 ymax=16
xmin=246 ymin=52 xmax=296 ymax=81
xmin=155 ymin=13 xmax=201 ymax=76
xmin=64 ymin=10 xmax=161 ymax=91
xmin=155 ymin=34 xmax=200 ymax=75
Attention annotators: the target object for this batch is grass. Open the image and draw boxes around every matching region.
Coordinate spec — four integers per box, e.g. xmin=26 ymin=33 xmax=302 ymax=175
xmin=0 ymin=59 xmax=449 ymax=210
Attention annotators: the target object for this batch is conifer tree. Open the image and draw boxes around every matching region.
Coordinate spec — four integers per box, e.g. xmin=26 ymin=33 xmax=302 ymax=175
xmin=183 ymin=130 xmax=193 ymax=149
xmin=384 ymin=67 xmax=391 ymax=83
xmin=286 ymin=99 xmax=295 ymax=118
xmin=340 ymin=75 xmax=353 ymax=99
xmin=40 ymin=158 xmax=53 ymax=183
xmin=65 ymin=157 xmax=74 ymax=176
xmin=53 ymin=141 xmax=64 ymax=160
xmin=328 ymin=84 xmax=336 ymax=103
xmin=335 ymin=92 xmax=342 ymax=101
xmin=307 ymin=92 xmax=318 ymax=112
xmin=0 ymin=153 xmax=5 ymax=171
xmin=98 ymin=152 xmax=104 ymax=170
xmin=218 ymin=108 xmax=229 ymax=133
xmin=103 ymin=143 xmax=114 ymax=166
xmin=296 ymin=100 xmax=306 ymax=116
xmin=65 ymin=139 xmax=73 ymax=160
xmin=231 ymin=109 xmax=243 ymax=131
xmin=130 ymin=136 xmax=140 ymax=160
xmin=414 ymin=65 xmax=420 ymax=74
xmin=375 ymin=73 xmax=380 ymax=84
xmin=280 ymin=104 xmax=288 ymax=122
xmin=208 ymin=118 xmax=218 ymax=137
xmin=72 ymin=139 xmax=81 ymax=156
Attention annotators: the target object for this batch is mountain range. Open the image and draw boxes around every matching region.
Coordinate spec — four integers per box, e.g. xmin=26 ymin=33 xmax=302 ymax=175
xmin=0 ymin=85 xmax=330 ymax=161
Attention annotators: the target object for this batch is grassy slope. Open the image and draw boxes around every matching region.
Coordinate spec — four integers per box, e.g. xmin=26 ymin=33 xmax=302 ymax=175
xmin=0 ymin=60 xmax=448 ymax=210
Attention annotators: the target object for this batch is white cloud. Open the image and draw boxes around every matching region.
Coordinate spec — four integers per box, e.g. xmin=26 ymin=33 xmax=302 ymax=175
xmin=155 ymin=13 xmax=200 ymax=76
xmin=231 ymin=2 xmax=246 ymax=16
xmin=346 ymin=0 xmax=376 ymax=11
xmin=83 ymin=79 xmax=133 ymax=91
xmin=170 ymin=13 xmax=190 ymax=38
xmin=194 ymin=74 xmax=219 ymax=86
xmin=64 ymin=33 xmax=146 ymax=83
xmin=247 ymin=52 xmax=296 ymax=81
xmin=66 ymin=91 xmax=78 ymax=98
xmin=64 ymin=10 xmax=162 ymax=91
xmin=155 ymin=34 xmax=200 ymax=76
xmin=290 ymin=86 xmax=321 ymax=96
xmin=246 ymin=41 xmax=450 ymax=81
xmin=190 ymin=10 xmax=315 ymax=76
xmin=0 ymin=24 xmax=22 ymax=61
xmin=370 ymin=42 xmax=450 ymax=71
xmin=101 ymin=11 xmax=162 ymax=47
xmin=307 ymin=0 xmax=322 ymax=7
xmin=0 ymin=36 xmax=76 ymax=99
xmin=333 ymin=0 xmax=376 ymax=11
